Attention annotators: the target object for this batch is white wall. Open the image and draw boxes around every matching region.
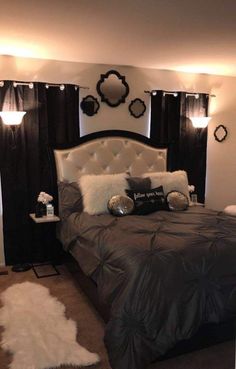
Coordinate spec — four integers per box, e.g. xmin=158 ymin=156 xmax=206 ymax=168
xmin=0 ymin=55 xmax=236 ymax=212
xmin=206 ymin=77 xmax=236 ymax=210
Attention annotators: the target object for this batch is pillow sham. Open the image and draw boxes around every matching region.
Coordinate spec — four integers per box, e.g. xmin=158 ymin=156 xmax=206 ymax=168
xmin=126 ymin=176 xmax=151 ymax=191
xmin=142 ymin=170 xmax=190 ymax=201
xmin=58 ymin=181 xmax=83 ymax=220
xmin=126 ymin=186 xmax=168 ymax=215
xmin=79 ymin=172 xmax=128 ymax=215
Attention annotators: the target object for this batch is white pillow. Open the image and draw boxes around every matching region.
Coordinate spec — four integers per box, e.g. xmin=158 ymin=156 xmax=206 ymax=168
xmin=223 ymin=205 xmax=236 ymax=216
xmin=79 ymin=173 xmax=128 ymax=215
xmin=142 ymin=170 xmax=190 ymax=201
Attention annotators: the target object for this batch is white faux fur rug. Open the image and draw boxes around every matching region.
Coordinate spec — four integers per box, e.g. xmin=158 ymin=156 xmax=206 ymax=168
xmin=0 ymin=281 xmax=100 ymax=369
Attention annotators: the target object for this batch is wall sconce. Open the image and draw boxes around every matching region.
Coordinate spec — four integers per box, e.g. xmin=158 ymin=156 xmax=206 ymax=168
xmin=0 ymin=111 xmax=26 ymax=126
xmin=0 ymin=111 xmax=26 ymax=149
xmin=190 ymin=117 xmax=211 ymax=128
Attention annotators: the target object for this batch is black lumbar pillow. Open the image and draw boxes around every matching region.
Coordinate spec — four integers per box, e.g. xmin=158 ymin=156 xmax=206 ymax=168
xmin=126 ymin=186 xmax=168 ymax=215
xmin=107 ymin=195 xmax=134 ymax=216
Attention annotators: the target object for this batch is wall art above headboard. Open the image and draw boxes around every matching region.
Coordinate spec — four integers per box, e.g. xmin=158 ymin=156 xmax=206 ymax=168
xmin=96 ymin=70 xmax=129 ymax=107
xmin=80 ymin=95 xmax=100 ymax=116
xmin=129 ymin=98 xmax=146 ymax=118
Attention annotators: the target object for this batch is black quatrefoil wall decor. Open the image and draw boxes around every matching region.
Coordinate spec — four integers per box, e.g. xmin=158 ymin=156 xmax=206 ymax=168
xmin=80 ymin=95 xmax=100 ymax=116
xmin=214 ymin=124 xmax=228 ymax=142
xmin=96 ymin=70 xmax=129 ymax=107
xmin=129 ymin=98 xmax=146 ymax=118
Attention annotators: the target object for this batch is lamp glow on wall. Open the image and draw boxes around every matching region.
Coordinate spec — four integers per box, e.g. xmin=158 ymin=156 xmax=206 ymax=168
xmin=190 ymin=116 xmax=211 ymax=128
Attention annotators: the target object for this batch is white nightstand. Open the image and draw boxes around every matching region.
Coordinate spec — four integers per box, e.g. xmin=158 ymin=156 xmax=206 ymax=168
xmin=29 ymin=213 xmax=61 ymax=278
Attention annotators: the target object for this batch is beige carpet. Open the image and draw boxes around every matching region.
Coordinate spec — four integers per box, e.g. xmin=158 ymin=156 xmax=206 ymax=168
xmin=0 ymin=265 xmax=234 ymax=369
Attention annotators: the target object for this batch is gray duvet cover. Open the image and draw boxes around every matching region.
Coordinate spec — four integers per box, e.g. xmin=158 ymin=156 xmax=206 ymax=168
xmin=58 ymin=207 xmax=236 ymax=369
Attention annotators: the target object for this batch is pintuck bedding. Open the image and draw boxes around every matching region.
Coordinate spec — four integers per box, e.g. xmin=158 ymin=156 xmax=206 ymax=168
xmin=57 ymin=201 xmax=236 ymax=369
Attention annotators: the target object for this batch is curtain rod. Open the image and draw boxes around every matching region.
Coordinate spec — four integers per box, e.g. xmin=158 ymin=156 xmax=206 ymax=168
xmin=144 ymin=90 xmax=216 ymax=97
xmin=0 ymin=81 xmax=89 ymax=90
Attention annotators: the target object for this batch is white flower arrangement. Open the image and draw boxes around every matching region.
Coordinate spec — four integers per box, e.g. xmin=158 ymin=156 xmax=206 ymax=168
xmin=188 ymin=185 xmax=195 ymax=193
xmin=37 ymin=192 xmax=53 ymax=205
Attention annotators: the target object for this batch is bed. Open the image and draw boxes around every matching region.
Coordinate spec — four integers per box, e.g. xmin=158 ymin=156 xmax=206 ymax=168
xmin=53 ymin=130 xmax=236 ymax=369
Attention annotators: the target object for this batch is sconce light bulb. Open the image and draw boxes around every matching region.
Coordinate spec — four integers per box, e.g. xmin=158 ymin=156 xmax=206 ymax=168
xmin=152 ymin=91 xmax=157 ymax=96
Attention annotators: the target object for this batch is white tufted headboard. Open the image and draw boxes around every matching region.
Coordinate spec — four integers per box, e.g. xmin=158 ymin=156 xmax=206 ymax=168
xmin=54 ymin=134 xmax=167 ymax=183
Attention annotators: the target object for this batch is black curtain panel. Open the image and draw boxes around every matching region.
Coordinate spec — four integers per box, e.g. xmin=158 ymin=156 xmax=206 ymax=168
xmin=0 ymin=81 xmax=80 ymax=265
xmin=37 ymin=84 xmax=80 ymax=193
xmin=150 ymin=91 xmax=209 ymax=203
xmin=150 ymin=91 xmax=181 ymax=170
xmin=179 ymin=93 xmax=209 ymax=203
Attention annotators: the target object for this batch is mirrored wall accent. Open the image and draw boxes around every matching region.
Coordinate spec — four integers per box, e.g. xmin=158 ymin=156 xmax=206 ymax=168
xmin=96 ymin=70 xmax=129 ymax=107
xmin=80 ymin=95 xmax=100 ymax=116
xmin=214 ymin=124 xmax=228 ymax=142
xmin=128 ymin=98 xmax=146 ymax=118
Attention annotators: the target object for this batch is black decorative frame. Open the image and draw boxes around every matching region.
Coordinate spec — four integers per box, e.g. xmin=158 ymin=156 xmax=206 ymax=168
xmin=214 ymin=124 xmax=228 ymax=142
xmin=80 ymin=95 xmax=100 ymax=116
xmin=129 ymin=98 xmax=146 ymax=118
xmin=96 ymin=70 xmax=129 ymax=107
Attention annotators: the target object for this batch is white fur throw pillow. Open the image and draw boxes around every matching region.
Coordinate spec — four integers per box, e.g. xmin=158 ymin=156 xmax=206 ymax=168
xmin=142 ymin=170 xmax=190 ymax=201
xmin=79 ymin=173 xmax=128 ymax=215
xmin=223 ymin=205 xmax=236 ymax=216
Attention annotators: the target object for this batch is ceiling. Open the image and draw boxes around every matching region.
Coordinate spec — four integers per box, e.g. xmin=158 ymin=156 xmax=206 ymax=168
xmin=1 ymin=0 xmax=236 ymax=76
